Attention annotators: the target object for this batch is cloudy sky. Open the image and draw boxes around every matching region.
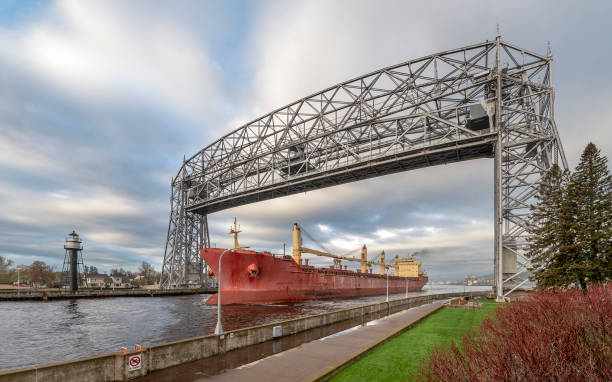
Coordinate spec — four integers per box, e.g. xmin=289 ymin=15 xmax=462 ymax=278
xmin=0 ymin=0 xmax=610 ymax=280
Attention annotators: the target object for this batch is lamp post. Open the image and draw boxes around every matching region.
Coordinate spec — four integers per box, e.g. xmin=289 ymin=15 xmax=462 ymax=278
xmin=386 ymin=273 xmax=389 ymax=303
xmin=17 ymin=267 xmax=20 ymax=298
xmin=214 ymin=247 xmax=248 ymax=335
xmin=405 ymin=277 xmax=408 ymax=298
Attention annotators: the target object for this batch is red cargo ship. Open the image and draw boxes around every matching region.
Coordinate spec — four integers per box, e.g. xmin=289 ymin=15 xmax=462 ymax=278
xmin=201 ymin=221 xmax=428 ymax=305
xmin=202 ymin=248 xmax=428 ymax=305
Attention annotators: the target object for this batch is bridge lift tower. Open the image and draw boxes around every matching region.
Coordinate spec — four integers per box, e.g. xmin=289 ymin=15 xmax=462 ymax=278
xmin=160 ymin=35 xmax=567 ymax=301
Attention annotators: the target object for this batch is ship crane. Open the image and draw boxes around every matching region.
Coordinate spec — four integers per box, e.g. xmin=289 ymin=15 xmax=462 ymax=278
xmin=292 ymin=223 xmax=391 ymax=275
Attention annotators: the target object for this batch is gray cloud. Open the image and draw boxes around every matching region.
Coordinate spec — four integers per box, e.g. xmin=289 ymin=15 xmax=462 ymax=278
xmin=0 ymin=0 xmax=610 ymax=281
xmin=0 ymin=0 xmax=242 ymax=271
xmin=213 ymin=0 xmax=612 ymax=280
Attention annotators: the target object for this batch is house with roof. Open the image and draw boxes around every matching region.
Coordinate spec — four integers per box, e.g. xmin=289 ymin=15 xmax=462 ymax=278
xmin=109 ymin=275 xmax=130 ymax=288
xmin=85 ymin=274 xmax=107 ymax=288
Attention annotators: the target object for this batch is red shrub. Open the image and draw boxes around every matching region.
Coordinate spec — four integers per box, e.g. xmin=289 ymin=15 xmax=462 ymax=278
xmin=419 ymin=283 xmax=612 ymax=382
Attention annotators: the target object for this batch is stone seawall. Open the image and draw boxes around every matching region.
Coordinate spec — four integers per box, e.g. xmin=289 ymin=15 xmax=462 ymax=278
xmin=0 ymin=291 xmax=489 ymax=382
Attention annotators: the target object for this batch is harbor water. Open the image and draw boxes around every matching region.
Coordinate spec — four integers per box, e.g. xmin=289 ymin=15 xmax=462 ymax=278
xmin=0 ymin=285 xmax=490 ymax=371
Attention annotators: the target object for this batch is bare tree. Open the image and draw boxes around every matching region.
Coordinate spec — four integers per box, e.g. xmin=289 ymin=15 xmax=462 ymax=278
xmin=138 ymin=262 xmax=155 ymax=284
xmin=0 ymin=256 xmax=13 ymax=272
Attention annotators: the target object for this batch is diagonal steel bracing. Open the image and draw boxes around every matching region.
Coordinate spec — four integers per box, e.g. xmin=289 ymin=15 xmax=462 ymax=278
xmin=160 ymin=37 xmax=566 ymax=299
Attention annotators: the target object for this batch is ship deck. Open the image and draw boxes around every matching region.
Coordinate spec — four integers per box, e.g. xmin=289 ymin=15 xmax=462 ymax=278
xmin=299 ymin=263 xmax=421 ymax=281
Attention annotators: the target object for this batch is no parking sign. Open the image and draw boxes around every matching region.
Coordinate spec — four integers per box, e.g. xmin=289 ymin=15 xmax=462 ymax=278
xmin=128 ymin=354 xmax=142 ymax=371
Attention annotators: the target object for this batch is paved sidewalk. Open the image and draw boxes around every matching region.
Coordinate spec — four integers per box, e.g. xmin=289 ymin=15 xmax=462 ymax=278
xmin=204 ymin=300 xmax=447 ymax=382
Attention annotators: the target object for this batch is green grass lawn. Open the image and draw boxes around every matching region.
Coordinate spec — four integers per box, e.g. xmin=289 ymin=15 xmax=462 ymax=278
xmin=330 ymin=300 xmax=499 ymax=382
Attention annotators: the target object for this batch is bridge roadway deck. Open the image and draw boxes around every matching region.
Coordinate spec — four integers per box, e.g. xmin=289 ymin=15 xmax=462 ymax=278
xmin=142 ymin=299 xmax=447 ymax=381
xmin=188 ymin=136 xmax=496 ymax=215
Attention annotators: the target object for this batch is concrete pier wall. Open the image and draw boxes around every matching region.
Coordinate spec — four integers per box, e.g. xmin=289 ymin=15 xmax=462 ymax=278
xmin=0 ymin=288 xmax=216 ymax=301
xmin=0 ymin=291 xmax=489 ymax=382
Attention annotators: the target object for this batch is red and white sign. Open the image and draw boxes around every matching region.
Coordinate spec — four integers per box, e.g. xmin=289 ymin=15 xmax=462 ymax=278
xmin=128 ymin=354 xmax=142 ymax=371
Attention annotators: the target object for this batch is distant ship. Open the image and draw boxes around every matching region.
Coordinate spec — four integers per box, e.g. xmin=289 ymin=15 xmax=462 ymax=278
xmin=201 ymin=221 xmax=428 ymax=305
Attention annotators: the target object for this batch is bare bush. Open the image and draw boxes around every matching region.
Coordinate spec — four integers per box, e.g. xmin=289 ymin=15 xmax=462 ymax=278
xmin=419 ymin=284 xmax=612 ymax=381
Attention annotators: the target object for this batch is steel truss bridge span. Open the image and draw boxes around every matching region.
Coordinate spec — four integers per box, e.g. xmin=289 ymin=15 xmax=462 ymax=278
xmin=161 ymin=37 xmax=567 ymax=301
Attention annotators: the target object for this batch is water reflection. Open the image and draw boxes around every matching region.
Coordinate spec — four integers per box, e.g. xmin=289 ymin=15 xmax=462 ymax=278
xmin=64 ymin=300 xmax=86 ymax=320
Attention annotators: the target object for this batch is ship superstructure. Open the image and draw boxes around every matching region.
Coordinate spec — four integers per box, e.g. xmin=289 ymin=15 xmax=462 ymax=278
xmin=392 ymin=255 xmax=425 ymax=278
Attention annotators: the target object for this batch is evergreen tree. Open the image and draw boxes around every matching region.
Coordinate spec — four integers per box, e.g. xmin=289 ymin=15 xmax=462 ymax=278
xmin=526 ymin=164 xmax=574 ymax=288
xmin=527 ymin=143 xmax=611 ymax=289
xmin=567 ymin=143 xmax=611 ymax=286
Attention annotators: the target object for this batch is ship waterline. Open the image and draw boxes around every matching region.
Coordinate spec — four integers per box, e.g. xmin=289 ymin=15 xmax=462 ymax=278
xmin=201 ymin=248 xmax=428 ymax=305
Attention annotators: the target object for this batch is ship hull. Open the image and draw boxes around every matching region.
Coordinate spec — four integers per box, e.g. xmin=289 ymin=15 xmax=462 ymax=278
xmin=201 ymin=248 xmax=428 ymax=305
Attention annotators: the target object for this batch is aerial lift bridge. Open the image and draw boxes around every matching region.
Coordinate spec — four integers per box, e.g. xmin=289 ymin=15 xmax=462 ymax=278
xmin=160 ymin=35 xmax=567 ymax=301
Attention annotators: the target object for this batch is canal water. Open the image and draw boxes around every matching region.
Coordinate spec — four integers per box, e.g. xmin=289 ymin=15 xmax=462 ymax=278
xmin=0 ymin=285 xmax=490 ymax=371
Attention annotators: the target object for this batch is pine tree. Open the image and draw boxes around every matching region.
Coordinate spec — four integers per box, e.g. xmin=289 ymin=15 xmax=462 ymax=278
xmin=527 ymin=143 xmax=612 ymax=289
xmin=526 ymin=164 xmax=574 ymax=288
xmin=567 ymin=143 xmax=611 ymax=286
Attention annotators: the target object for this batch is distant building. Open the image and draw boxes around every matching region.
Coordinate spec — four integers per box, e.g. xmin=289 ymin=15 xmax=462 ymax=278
xmin=85 ymin=274 xmax=107 ymax=288
xmin=465 ymin=275 xmax=478 ymax=285
xmin=432 ymin=280 xmax=463 ymax=285
xmin=464 ymin=274 xmax=493 ymax=286
xmin=130 ymin=275 xmax=157 ymax=289
xmin=131 ymin=275 xmax=143 ymax=286
xmin=109 ymin=275 xmax=130 ymax=288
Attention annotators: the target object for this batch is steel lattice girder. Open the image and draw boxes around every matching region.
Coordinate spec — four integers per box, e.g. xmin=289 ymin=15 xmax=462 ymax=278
xmin=160 ymin=37 xmax=566 ymax=295
xmin=160 ymin=165 xmax=213 ymax=288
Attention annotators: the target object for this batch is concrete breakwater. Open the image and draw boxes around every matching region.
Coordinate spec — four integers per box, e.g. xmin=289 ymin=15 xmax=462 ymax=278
xmin=0 ymin=288 xmax=216 ymax=301
xmin=0 ymin=291 xmax=488 ymax=382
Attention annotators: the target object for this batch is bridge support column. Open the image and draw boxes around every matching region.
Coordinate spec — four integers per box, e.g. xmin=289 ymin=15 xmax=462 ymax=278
xmin=160 ymin=173 xmax=213 ymax=289
xmin=494 ymin=134 xmax=504 ymax=302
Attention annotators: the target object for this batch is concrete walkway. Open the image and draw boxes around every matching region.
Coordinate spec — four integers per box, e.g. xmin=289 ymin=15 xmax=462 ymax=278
xmin=205 ymin=300 xmax=447 ymax=382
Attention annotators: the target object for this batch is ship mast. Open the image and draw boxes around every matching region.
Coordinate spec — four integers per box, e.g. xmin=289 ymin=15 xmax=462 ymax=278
xmin=229 ymin=217 xmax=241 ymax=249
xmin=361 ymin=245 xmax=368 ymax=273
